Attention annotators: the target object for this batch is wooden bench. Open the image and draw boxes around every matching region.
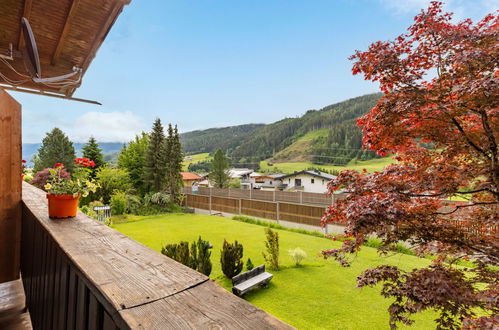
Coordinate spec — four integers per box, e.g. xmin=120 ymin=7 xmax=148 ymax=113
xmin=232 ymin=265 xmax=273 ymax=296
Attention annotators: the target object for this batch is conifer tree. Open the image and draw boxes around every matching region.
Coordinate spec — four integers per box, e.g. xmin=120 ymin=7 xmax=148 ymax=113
xmin=34 ymin=128 xmax=76 ymax=172
xmin=82 ymin=136 xmax=104 ymax=177
xmin=165 ymin=124 xmax=184 ymax=203
xmin=143 ymin=119 xmax=167 ymax=192
xmin=209 ymin=149 xmax=230 ymax=188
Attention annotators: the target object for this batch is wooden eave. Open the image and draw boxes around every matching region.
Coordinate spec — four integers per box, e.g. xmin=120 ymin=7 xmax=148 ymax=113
xmin=0 ymin=0 xmax=130 ymax=97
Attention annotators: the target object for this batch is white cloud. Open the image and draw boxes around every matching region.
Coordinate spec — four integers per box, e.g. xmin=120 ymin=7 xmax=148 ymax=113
xmin=69 ymin=111 xmax=146 ymax=142
xmin=380 ymin=0 xmax=498 ymax=21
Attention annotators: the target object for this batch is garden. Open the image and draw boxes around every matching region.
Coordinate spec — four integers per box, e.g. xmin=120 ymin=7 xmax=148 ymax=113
xmin=112 ymin=213 xmax=438 ymax=329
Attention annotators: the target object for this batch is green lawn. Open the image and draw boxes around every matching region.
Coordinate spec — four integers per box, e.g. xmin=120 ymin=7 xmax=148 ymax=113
xmin=260 ymin=156 xmax=395 ymax=174
xmin=183 ymin=153 xmax=212 ymax=171
xmin=112 ymin=213 xmax=437 ymax=329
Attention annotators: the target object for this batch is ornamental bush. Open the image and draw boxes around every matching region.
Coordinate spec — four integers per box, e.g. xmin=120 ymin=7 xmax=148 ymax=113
xmin=191 ymin=237 xmax=212 ymax=276
xmin=246 ymin=258 xmax=254 ymax=271
xmin=262 ymin=228 xmax=279 ymax=270
xmin=31 ymin=168 xmax=70 ymax=190
xmin=110 ymin=191 xmax=127 ymax=215
xmin=220 ymin=240 xmax=243 ymax=279
xmin=288 ymin=247 xmax=307 ymax=266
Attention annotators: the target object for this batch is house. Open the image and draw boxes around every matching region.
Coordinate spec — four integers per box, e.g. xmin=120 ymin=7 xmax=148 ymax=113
xmin=253 ymin=174 xmax=283 ymax=190
xmin=228 ymin=168 xmax=255 ymax=189
xmin=277 ymin=170 xmax=336 ymax=193
xmin=181 ymin=172 xmax=202 ymax=186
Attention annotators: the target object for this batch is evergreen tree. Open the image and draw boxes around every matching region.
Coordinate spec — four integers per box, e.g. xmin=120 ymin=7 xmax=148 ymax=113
xmin=209 ymin=149 xmax=229 ymax=188
xmin=34 ymin=128 xmax=76 ymax=172
xmin=118 ymin=133 xmax=149 ymax=194
xmin=165 ymin=124 xmax=183 ymax=203
xmin=143 ymin=119 xmax=167 ymax=192
xmin=82 ymin=136 xmax=104 ymax=177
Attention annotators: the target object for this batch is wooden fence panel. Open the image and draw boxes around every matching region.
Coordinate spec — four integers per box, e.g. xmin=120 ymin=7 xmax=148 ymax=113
xmin=251 ymin=190 xmax=274 ymax=202
xmin=228 ymin=189 xmax=251 ymax=199
xmin=185 ymin=195 xmax=210 ymax=210
xmin=211 ymin=188 xmax=229 ymax=197
xmin=211 ymin=196 xmax=239 ymax=214
xmin=275 ymin=191 xmax=300 ymax=203
xmin=241 ymin=200 xmax=277 ymax=220
xmin=198 ymin=187 xmax=211 ymax=195
xmin=302 ymin=192 xmax=331 ymax=206
xmin=279 ymin=203 xmax=325 ymax=226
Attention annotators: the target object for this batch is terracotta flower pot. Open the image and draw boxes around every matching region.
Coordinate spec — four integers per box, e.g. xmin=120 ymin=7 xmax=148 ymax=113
xmin=46 ymin=194 xmax=80 ymax=218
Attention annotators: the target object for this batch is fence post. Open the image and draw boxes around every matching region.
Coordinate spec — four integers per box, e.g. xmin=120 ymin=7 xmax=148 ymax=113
xmin=273 ymin=190 xmax=276 ymax=202
xmin=239 ymin=199 xmax=242 ymax=215
xmin=209 ymin=194 xmax=212 ymax=214
xmin=250 ymin=188 xmax=252 ymax=200
xmin=276 ymin=202 xmax=280 ymax=222
xmin=300 ymin=191 xmax=303 ymax=204
xmin=185 ymin=194 xmax=188 ymax=207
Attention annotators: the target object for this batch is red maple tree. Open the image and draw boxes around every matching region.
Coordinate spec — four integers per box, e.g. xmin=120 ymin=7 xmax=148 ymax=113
xmin=322 ymin=2 xmax=498 ymax=329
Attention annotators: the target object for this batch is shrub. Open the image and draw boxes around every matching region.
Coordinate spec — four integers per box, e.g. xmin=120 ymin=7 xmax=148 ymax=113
xmin=161 ymin=241 xmax=191 ymax=267
xmin=246 ymin=258 xmax=254 ymax=271
xmin=262 ymin=228 xmax=279 ymax=270
xmin=220 ymin=240 xmax=243 ymax=278
xmin=110 ymin=191 xmax=127 ymax=215
xmin=144 ymin=192 xmax=171 ymax=206
xmin=191 ymin=237 xmax=212 ymax=276
xmin=95 ymin=167 xmax=132 ymax=204
xmin=125 ymin=194 xmax=143 ymax=214
xmin=288 ymin=247 xmax=307 ymax=266
xmin=31 ymin=168 xmax=70 ymax=190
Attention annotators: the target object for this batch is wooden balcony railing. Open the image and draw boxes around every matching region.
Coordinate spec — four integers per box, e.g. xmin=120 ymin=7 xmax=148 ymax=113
xmin=20 ymin=183 xmax=292 ymax=329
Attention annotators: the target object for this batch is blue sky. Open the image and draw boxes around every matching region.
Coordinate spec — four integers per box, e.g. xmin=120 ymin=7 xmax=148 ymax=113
xmin=14 ymin=0 xmax=497 ymax=143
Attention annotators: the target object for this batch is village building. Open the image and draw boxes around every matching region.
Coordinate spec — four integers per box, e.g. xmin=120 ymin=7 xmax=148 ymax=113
xmin=181 ymin=172 xmax=202 ymax=186
xmin=277 ymin=170 xmax=336 ymax=193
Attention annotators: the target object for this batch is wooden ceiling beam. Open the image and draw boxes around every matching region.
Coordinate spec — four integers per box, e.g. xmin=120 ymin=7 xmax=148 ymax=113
xmin=52 ymin=0 xmax=81 ymax=65
xmin=17 ymin=0 xmax=33 ymax=50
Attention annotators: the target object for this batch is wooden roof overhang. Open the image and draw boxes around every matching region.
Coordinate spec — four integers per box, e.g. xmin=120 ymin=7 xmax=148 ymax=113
xmin=0 ymin=0 xmax=130 ymax=103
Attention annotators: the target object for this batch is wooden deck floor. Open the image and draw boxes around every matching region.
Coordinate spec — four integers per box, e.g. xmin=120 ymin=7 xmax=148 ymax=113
xmin=0 ymin=279 xmax=32 ymax=329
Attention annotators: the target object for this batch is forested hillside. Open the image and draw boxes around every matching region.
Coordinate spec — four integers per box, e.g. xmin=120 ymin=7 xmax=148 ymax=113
xmin=231 ymin=93 xmax=381 ymax=165
xmin=180 ymin=124 xmax=264 ymax=154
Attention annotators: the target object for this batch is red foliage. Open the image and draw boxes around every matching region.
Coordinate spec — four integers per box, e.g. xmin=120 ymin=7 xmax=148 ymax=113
xmin=322 ymin=2 xmax=498 ymax=328
xmin=31 ymin=168 xmax=70 ymax=190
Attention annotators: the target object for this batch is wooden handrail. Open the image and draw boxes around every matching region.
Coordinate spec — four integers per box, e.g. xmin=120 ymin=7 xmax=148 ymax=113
xmin=21 ymin=182 xmax=292 ymax=329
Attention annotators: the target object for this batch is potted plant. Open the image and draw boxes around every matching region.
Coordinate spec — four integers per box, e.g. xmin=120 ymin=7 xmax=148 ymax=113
xmin=44 ymin=158 xmax=98 ymax=218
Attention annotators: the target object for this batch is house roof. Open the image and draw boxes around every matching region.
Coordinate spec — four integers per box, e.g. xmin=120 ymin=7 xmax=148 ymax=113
xmin=228 ymin=168 xmax=254 ymax=178
xmin=181 ymin=172 xmax=202 ymax=180
xmin=277 ymin=170 xmax=336 ymax=181
xmin=0 ymin=0 xmax=130 ymax=99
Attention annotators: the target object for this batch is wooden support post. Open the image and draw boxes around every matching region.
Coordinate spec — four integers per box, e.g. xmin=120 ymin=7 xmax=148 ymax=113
xmin=276 ymin=202 xmax=280 ymax=222
xmin=209 ymin=195 xmax=212 ymax=214
xmin=0 ymin=88 xmax=22 ymax=283
xmin=273 ymin=190 xmax=276 ymax=202
xmin=300 ymin=191 xmax=303 ymax=204
xmin=238 ymin=199 xmax=242 ymax=215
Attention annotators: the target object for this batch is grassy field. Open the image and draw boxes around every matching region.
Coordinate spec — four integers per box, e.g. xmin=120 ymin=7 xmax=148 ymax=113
xmin=260 ymin=156 xmax=394 ymax=174
xmin=183 ymin=153 xmax=212 ymax=171
xmin=112 ymin=213 xmax=436 ymax=329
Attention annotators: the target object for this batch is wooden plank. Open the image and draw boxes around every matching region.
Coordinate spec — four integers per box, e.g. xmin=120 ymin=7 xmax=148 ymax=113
xmin=0 ymin=279 xmax=25 ymax=318
xmin=51 ymin=0 xmax=81 ymax=65
xmin=66 ymin=269 xmax=77 ymax=330
xmin=22 ymin=183 xmax=207 ymax=310
xmin=55 ymin=254 xmax=69 ymax=330
xmin=102 ymin=310 xmax=117 ymax=330
xmin=119 ymin=280 xmax=292 ymax=330
xmin=75 ymin=278 xmax=88 ymax=330
xmin=87 ymin=295 xmax=102 ymax=330
xmin=0 ymin=88 xmax=22 ymax=283
xmin=0 ymin=311 xmax=33 ymax=330
xmin=17 ymin=0 xmax=33 ymax=49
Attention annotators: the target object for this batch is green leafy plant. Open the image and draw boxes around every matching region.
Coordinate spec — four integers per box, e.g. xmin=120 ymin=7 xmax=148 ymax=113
xmin=110 ymin=191 xmax=127 ymax=215
xmin=262 ymin=228 xmax=279 ymax=270
xmin=220 ymin=240 xmax=243 ymax=278
xmin=288 ymin=247 xmax=307 ymax=266
xmin=191 ymin=237 xmax=212 ymax=276
xmin=246 ymin=258 xmax=254 ymax=271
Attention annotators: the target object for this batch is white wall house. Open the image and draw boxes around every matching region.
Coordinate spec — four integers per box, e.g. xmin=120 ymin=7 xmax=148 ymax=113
xmin=277 ymin=170 xmax=335 ymax=193
xmin=253 ymin=174 xmax=282 ymax=190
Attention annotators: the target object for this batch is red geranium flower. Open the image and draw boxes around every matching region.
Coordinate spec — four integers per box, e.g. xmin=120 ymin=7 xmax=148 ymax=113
xmin=22 ymin=159 xmax=27 ymax=163
xmin=54 ymin=163 xmax=64 ymax=168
